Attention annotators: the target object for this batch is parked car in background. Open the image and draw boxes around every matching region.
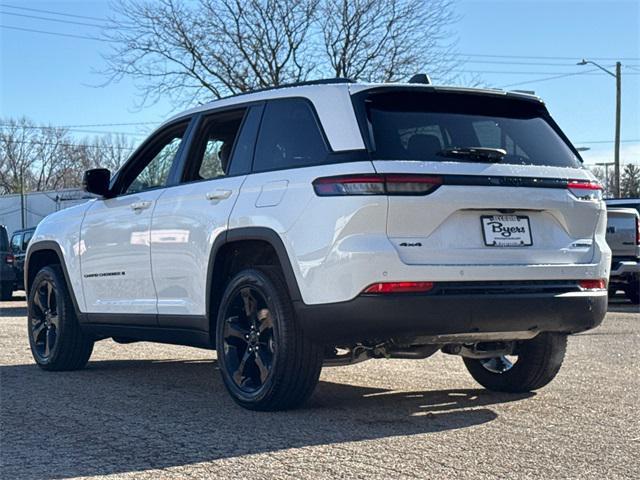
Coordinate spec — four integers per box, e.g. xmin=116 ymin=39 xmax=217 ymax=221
xmin=9 ymin=227 xmax=36 ymax=293
xmin=0 ymin=225 xmax=16 ymax=300
xmin=605 ymin=198 xmax=640 ymax=304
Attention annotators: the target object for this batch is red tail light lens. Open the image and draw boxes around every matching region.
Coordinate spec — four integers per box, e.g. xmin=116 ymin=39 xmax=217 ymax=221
xmin=4 ymin=254 xmax=14 ymax=265
xmin=567 ymin=180 xmax=602 ymax=201
xmin=312 ymin=175 xmax=385 ymax=196
xmin=313 ymin=174 xmax=442 ymax=196
xmin=578 ymin=279 xmax=606 ymax=290
xmin=363 ymin=281 xmax=435 ymax=294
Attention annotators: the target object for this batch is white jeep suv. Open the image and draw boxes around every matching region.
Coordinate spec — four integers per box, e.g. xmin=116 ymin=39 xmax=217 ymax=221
xmin=25 ymin=79 xmax=610 ymax=410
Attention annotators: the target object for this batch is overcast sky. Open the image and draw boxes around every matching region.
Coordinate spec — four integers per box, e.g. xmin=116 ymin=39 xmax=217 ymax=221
xmin=1 ymin=0 xmax=638 ymax=167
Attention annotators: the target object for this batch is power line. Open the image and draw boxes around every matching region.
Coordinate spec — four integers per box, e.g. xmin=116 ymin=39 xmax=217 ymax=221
xmin=55 ymin=122 xmax=158 ymax=128
xmin=0 ymin=24 xmax=108 ymax=42
xmin=461 ymin=69 xmax=636 ymax=76
xmin=500 ymin=69 xmax=600 ymax=88
xmin=575 ymin=139 xmax=640 ymax=144
xmin=0 ymin=3 xmax=111 ymax=22
xmin=0 ymin=10 xmax=111 ymax=29
xmin=5 ymin=139 xmax=135 ymax=150
xmin=457 ymin=53 xmax=640 ymax=61
xmin=0 ymin=123 xmax=153 ymax=137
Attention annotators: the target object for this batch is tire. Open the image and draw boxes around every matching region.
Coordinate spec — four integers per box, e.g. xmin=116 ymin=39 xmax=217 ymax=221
xmin=463 ymin=333 xmax=567 ymax=393
xmin=624 ymin=281 xmax=639 ymax=304
xmin=215 ymin=267 xmax=323 ymax=411
xmin=1 ymin=281 xmax=12 ymax=301
xmin=28 ymin=265 xmax=94 ymax=371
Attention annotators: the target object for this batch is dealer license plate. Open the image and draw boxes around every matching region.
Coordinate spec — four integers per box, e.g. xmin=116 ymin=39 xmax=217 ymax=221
xmin=481 ymin=215 xmax=532 ymax=247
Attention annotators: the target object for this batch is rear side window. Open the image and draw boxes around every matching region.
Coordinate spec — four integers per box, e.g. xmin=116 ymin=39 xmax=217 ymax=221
xmin=182 ymin=109 xmax=246 ymax=182
xmin=357 ymin=90 xmax=581 ymax=168
xmin=253 ymin=99 xmax=328 ymax=172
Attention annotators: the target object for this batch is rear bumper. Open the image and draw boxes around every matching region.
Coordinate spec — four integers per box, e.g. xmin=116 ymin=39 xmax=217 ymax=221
xmin=295 ymin=289 xmax=607 ymax=344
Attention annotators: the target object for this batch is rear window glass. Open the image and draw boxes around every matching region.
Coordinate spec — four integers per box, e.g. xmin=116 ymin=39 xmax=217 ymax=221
xmin=357 ymin=90 xmax=581 ymax=168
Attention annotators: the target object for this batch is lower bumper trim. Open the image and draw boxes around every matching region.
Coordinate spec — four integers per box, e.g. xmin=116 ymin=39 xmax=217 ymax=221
xmin=295 ymin=291 xmax=607 ymax=344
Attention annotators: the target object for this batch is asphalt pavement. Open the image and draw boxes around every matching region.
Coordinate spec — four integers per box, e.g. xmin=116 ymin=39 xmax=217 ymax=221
xmin=1 ymin=294 xmax=638 ymax=479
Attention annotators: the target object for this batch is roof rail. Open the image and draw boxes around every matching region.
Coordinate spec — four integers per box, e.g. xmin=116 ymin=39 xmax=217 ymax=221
xmin=219 ymin=77 xmax=355 ymax=100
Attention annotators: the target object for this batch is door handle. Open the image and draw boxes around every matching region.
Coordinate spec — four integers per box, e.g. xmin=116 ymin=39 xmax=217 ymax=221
xmin=130 ymin=201 xmax=152 ymax=211
xmin=206 ymin=189 xmax=232 ymax=201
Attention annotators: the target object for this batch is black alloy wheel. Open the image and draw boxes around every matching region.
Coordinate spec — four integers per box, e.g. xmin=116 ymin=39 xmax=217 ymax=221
xmin=216 ymin=267 xmax=322 ymax=411
xmin=30 ymin=278 xmax=59 ymax=360
xmin=221 ymin=286 xmax=276 ymax=393
xmin=28 ymin=265 xmax=94 ymax=371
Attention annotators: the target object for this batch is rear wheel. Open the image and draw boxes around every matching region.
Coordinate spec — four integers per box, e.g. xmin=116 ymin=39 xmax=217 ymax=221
xmin=215 ymin=267 xmax=322 ymax=411
xmin=28 ymin=265 xmax=94 ymax=371
xmin=463 ymin=333 xmax=567 ymax=393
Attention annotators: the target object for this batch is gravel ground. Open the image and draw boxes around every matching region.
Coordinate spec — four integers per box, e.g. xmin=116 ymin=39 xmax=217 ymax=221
xmin=1 ymin=294 xmax=639 ymax=480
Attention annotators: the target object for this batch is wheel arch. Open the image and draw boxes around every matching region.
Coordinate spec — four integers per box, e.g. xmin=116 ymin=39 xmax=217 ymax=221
xmin=26 ymin=241 xmax=83 ymax=318
xmin=206 ymin=227 xmax=302 ymax=339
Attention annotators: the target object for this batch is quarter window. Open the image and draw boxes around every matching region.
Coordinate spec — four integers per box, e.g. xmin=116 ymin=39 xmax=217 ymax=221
xmin=253 ymin=99 xmax=328 ymax=172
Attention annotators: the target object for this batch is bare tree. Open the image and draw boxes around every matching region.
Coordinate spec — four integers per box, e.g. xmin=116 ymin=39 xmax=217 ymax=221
xmin=102 ymin=0 xmax=319 ymax=106
xmin=319 ymin=0 xmax=459 ymax=82
xmin=0 ymin=118 xmax=136 ymax=194
xmin=102 ymin=0 xmax=464 ymax=107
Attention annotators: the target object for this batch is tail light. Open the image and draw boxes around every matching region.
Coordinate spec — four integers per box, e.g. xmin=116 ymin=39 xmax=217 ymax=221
xmin=566 ymin=180 xmax=602 ymax=201
xmin=363 ymin=281 xmax=435 ymax=294
xmin=313 ymin=174 xmax=442 ymax=196
xmin=4 ymin=254 xmax=14 ymax=265
xmin=636 ymin=216 xmax=640 ymax=246
xmin=578 ymin=279 xmax=606 ymax=290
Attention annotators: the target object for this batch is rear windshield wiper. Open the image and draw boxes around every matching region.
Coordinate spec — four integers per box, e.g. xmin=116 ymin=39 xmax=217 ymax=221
xmin=436 ymin=147 xmax=507 ymax=162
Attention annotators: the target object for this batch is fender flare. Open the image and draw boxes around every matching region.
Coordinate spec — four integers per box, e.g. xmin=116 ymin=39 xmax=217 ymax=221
xmin=26 ymin=240 xmax=84 ymax=318
xmin=205 ymin=227 xmax=303 ymax=317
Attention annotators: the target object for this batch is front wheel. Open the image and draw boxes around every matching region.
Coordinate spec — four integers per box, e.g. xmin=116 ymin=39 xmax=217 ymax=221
xmin=463 ymin=333 xmax=567 ymax=393
xmin=215 ymin=267 xmax=322 ymax=411
xmin=28 ymin=265 xmax=94 ymax=371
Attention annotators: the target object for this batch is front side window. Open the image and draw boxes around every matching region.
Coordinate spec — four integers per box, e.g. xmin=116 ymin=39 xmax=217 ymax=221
xmin=358 ymin=90 xmax=581 ymax=168
xmin=253 ymin=99 xmax=328 ymax=172
xmin=121 ymin=123 xmax=188 ymax=195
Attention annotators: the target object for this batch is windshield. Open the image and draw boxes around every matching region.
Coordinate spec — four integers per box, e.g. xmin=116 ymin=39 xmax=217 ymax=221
xmin=356 ymin=90 xmax=581 ymax=168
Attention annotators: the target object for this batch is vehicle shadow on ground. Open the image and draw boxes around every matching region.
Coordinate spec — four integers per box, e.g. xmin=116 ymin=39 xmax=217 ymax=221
xmin=0 ymin=359 xmax=533 ymax=479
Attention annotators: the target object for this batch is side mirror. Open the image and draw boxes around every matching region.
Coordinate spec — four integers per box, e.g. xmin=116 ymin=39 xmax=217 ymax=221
xmin=83 ymin=168 xmax=111 ymax=197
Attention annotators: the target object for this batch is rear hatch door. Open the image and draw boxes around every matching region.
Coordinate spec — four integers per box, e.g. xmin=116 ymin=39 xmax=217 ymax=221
xmin=353 ymin=87 xmax=602 ymax=266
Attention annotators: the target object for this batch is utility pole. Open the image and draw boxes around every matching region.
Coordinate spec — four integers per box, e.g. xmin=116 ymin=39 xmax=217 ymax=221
xmin=596 ymin=161 xmax=614 ymax=197
xmin=614 ymin=62 xmax=621 ymax=198
xmin=19 ymin=164 xmax=25 ymax=229
xmin=577 ymin=59 xmax=622 ymax=197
